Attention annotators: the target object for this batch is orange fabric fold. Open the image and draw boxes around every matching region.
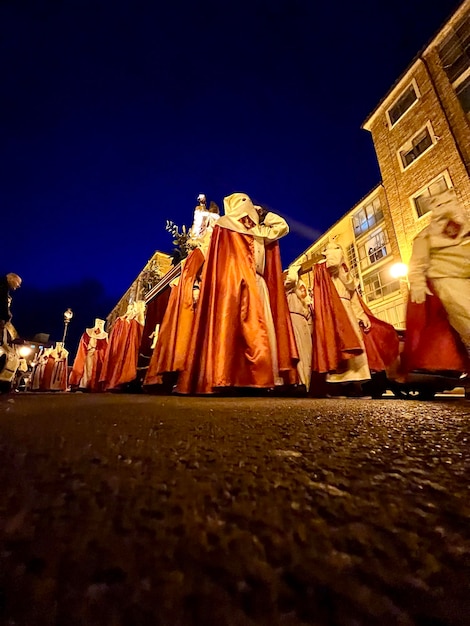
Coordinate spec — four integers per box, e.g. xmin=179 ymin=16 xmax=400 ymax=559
xmin=145 ymin=248 xmax=205 ymax=385
xmin=312 ymin=262 xmax=363 ymax=374
xmin=101 ymin=318 xmax=143 ymax=390
xmin=69 ymin=334 xmax=107 ymax=392
xmin=402 ymin=287 xmax=468 ymax=374
xmin=176 ymin=226 xmax=297 ymax=394
xmin=264 ymin=241 xmax=299 ymax=384
xmin=40 ymin=356 xmax=55 ymax=391
xmin=359 ymin=297 xmax=399 ymax=372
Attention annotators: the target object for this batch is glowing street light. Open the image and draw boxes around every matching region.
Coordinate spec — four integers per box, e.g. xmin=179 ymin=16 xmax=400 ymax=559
xmin=18 ymin=345 xmax=32 ymax=358
xmin=390 ymin=262 xmax=408 ymax=279
xmin=62 ymin=308 xmax=73 ymax=345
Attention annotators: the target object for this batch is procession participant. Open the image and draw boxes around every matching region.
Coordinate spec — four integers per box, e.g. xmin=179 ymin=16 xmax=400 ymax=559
xmin=408 ymin=188 xmax=470 ymax=360
xmin=144 ymin=247 xmax=205 ymax=386
xmin=176 ymin=192 xmax=298 ymax=394
xmin=144 ymin=195 xmax=219 ymax=387
xmin=311 ymin=241 xmax=398 ymax=397
xmin=69 ymin=318 xmax=108 ymax=392
xmin=0 ymin=273 xmax=21 ymax=338
xmin=284 ymin=264 xmax=313 ymax=391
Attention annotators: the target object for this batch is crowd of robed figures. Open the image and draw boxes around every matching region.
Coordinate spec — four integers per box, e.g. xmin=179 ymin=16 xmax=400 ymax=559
xmin=7 ymin=188 xmax=468 ymax=397
xmin=139 ymin=190 xmax=470 ymax=397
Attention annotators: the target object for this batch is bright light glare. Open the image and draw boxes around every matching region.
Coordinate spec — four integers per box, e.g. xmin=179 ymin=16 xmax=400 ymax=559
xmin=390 ymin=263 xmax=408 ymax=279
xmin=19 ymin=346 xmax=32 ymax=357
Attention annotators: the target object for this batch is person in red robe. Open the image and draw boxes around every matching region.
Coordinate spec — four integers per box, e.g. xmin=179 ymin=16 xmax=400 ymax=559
xmin=311 ymin=247 xmax=399 ymax=397
xmin=69 ymin=319 xmax=108 ymax=392
xmin=175 ymin=192 xmax=298 ymax=394
xmin=144 ymin=247 xmax=205 ymax=386
xmin=144 ymin=195 xmax=220 ymax=389
xmin=401 ymin=283 xmax=469 ymax=376
xmin=100 ymin=301 xmax=146 ymax=391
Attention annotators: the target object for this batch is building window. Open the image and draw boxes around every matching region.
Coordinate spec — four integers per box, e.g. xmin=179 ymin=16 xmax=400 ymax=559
xmin=346 ymin=243 xmax=358 ymax=275
xmin=387 ymin=82 xmax=419 ymax=127
xmin=357 ymin=227 xmax=391 ymax=271
xmin=352 ymin=197 xmax=384 ymax=236
xmin=456 ymin=74 xmax=470 ymax=115
xmin=438 ymin=14 xmax=470 ymax=84
xmin=363 ymin=264 xmax=401 ymax=303
xmin=412 ymin=173 xmax=451 ymax=218
xmin=398 ymin=123 xmax=434 ymax=170
xmin=346 ymin=242 xmax=362 ymax=294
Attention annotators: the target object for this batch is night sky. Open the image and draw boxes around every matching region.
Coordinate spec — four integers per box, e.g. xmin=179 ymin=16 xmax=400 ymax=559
xmin=0 ymin=0 xmax=462 ymax=350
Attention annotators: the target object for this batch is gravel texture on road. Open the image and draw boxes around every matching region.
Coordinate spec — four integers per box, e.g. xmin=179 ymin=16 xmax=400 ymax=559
xmin=0 ymin=394 xmax=469 ymax=626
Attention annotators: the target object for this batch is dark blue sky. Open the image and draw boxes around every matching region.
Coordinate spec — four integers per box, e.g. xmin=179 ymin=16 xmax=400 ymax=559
xmin=0 ymin=0 xmax=462 ymax=344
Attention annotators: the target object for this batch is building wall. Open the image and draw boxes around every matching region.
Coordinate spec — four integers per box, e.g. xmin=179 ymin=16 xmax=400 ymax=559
xmin=291 ymin=185 xmax=407 ymax=328
xmin=367 ymin=59 xmax=470 ymax=265
xmin=365 ymin=0 xmax=470 ymax=265
xmin=427 ymin=2 xmax=470 ymax=171
xmin=288 ymin=1 xmax=469 ymax=330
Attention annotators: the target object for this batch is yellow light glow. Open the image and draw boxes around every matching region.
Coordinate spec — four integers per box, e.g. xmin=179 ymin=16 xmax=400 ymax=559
xmin=390 ymin=262 xmax=408 ymax=279
xmin=19 ymin=346 xmax=32 ymax=358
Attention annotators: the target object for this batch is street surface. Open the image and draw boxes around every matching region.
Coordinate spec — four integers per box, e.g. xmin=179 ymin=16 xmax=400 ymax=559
xmin=0 ymin=393 xmax=469 ymax=626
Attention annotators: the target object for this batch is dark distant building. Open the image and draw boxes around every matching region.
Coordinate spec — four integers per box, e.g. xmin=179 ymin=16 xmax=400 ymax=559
xmin=106 ymin=250 xmax=172 ymax=329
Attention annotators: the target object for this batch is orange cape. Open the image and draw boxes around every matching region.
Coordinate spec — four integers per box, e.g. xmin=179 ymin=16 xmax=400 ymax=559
xmin=312 ymin=263 xmax=399 ymax=373
xmin=145 ymin=247 xmax=205 ymax=384
xmin=100 ymin=318 xmax=143 ymax=390
xmin=69 ymin=333 xmax=108 ymax=392
xmin=176 ymin=225 xmax=298 ymax=394
xmin=312 ymin=262 xmax=362 ymax=373
xmin=401 ymin=287 xmax=469 ymax=374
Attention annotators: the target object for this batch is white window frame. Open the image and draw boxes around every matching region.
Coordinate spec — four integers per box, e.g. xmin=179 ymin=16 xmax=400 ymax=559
xmin=386 ymin=79 xmax=421 ymax=129
xmin=410 ymin=170 xmax=453 ymax=220
xmin=352 ymin=196 xmax=384 ymax=238
xmin=453 ymin=65 xmax=470 ymax=91
xmin=357 ymin=225 xmax=392 ymax=272
xmin=397 ymin=121 xmax=437 ymax=172
xmin=362 ymin=263 xmax=401 ymax=303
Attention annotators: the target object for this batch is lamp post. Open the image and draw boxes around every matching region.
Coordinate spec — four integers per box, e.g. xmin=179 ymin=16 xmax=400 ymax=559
xmin=62 ymin=308 xmax=73 ymax=345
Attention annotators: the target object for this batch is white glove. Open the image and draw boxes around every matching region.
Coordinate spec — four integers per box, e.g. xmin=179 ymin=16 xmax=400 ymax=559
xmin=409 ymin=283 xmax=433 ymax=304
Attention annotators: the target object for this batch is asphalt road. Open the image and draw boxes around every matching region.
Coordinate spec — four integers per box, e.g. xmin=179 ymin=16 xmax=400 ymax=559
xmin=0 ymin=393 xmax=469 ymax=626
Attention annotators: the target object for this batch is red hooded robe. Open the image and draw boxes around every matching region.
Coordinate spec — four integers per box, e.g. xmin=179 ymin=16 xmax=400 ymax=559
xmin=176 ymin=225 xmax=298 ymax=394
xmin=145 ymin=247 xmax=205 ymax=384
xmin=312 ymin=262 xmax=399 ymax=374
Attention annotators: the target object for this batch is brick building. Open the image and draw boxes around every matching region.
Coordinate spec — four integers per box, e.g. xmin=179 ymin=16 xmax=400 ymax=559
xmin=290 ymin=0 xmax=470 ymax=329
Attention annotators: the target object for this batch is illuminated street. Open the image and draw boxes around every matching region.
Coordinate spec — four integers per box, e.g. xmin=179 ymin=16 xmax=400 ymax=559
xmin=0 ymin=394 xmax=469 ymax=625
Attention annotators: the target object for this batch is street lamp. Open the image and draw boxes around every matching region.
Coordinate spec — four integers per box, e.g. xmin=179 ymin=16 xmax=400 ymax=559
xmin=62 ymin=308 xmax=73 ymax=345
xmin=18 ymin=345 xmax=32 ymax=358
xmin=390 ymin=262 xmax=408 ymax=279
xmin=390 ymin=262 xmax=409 ymax=291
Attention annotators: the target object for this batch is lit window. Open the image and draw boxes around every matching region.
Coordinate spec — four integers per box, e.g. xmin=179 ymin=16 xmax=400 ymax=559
xmin=352 ymin=197 xmax=384 ymax=236
xmin=399 ymin=125 xmax=434 ymax=169
xmin=363 ymin=265 xmax=401 ymax=302
xmin=413 ymin=174 xmax=450 ymax=218
xmin=346 ymin=243 xmax=358 ymax=274
xmin=357 ymin=227 xmax=391 ymax=271
xmin=387 ymin=83 xmax=419 ymax=126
